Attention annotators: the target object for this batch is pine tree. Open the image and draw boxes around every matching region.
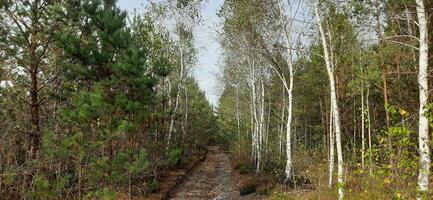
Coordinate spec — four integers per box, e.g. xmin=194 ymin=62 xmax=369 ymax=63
xmin=0 ymin=0 xmax=60 ymax=159
xmin=53 ymin=0 xmax=169 ymax=196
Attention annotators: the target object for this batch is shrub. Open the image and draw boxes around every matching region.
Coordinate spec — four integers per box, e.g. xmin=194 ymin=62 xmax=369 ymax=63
xmin=239 ymin=177 xmax=260 ymax=196
xmin=167 ymin=148 xmax=183 ymax=167
xmin=145 ymin=180 xmax=161 ymax=193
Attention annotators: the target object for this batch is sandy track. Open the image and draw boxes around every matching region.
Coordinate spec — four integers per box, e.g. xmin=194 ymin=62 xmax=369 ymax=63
xmin=169 ymin=146 xmax=235 ymax=200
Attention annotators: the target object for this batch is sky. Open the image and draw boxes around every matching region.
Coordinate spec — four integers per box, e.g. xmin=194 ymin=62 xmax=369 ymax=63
xmin=117 ymin=0 xmax=224 ymax=107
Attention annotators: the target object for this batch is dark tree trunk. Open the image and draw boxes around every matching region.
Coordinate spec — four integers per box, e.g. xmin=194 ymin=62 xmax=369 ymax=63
xmin=29 ymin=63 xmax=40 ymax=158
xmin=29 ymin=0 xmax=41 ymax=159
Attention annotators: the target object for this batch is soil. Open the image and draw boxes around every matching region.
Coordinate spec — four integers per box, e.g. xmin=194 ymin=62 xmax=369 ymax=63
xmin=169 ymin=146 xmax=265 ymax=200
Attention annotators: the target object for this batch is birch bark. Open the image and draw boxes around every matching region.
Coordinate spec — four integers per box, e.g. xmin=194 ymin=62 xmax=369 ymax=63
xmin=277 ymin=1 xmax=295 ymax=180
xmin=366 ymin=84 xmax=372 ymax=174
xmin=314 ymin=1 xmax=344 ymax=198
xmin=168 ymin=47 xmax=184 ymax=147
xmin=415 ymin=0 xmax=430 ymax=198
xmin=328 ymin=107 xmax=335 ymax=188
xmin=236 ymin=79 xmax=241 ymax=143
xmin=361 ymin=74 xmax=365 ymax=171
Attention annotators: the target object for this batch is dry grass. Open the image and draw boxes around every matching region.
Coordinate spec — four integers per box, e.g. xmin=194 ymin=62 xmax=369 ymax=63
xmin=267 ymin=148 xmax=429 ymax=200
xmin=268 ymin=168 xmax=427 ymax=200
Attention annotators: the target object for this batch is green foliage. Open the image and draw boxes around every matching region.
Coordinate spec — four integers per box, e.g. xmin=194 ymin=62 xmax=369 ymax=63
xmin=0 ymin=0 xmax=217 ymax=199
xmin=128 ymin=149 xmax=150 ymax=175
xmin=167 ymin=148 xmax=183 ymax=166
xmin=93 ymin=187 xmax=116 ymax=200
xmin=182 ymin=78 xmax=219 ymax=147
xmin=423 ymin=103 xmax=433 ymax=127
xmin=2 ymin=0 xmax=430 ymax=198
xmin=28 ymin=174 xmax=54 ymax=200
xmin=370 ymin=105 xmax=418 ymax=187
xmin=145 ymin=180 xmax=162 ymax=193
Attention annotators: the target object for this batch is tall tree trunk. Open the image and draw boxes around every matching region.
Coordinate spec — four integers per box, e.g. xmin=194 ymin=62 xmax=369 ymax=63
xmin=415 ymin=0 xmax=430 ymax=198
xmin=168 ymin=47 xmax=184 ymax=148
xmin=236 ymin=81 xmax=241 ymax=143
xmin=328 ymin=106 xmax=335 ymax=188
xmin=183 ymin=82 xmax=188 ymax=144
xmin=314 ymin=2 xmax=344 ymax=198
xmin=352 ymin=101 xmax=357 ymax=160
xmin=276 ymin=1 xmax=295 ymax=180
xmin=284 ymin=63 xmax=294 ymax=180
xmin=265 ymin=92 xmax=271 ymax=156
xmin=366 ymin=84 xmax=372 ymax=174
xmin=257 ymin=73 xmax=265 ymax=173
xmin=361 ymin=77 xmax=365 ymax=171
xmin=248 ymin=57 xmax=259 ymax=171
xmin=250 ymin=92 xmax=255 ymax=161
xmin=249 ymin=83 xmax=255 ymax=163
xmin=29 ymin=0 xmax=41 ymax=159
xmin=381 ymin=68 xmax=390 ymax=127
xmin=29 ymin=61 xmax=40 ymax=158
xmin=279 ymin=97 xmax=286 ymax=156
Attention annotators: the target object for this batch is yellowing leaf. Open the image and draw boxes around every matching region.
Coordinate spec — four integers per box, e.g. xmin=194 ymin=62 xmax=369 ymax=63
xmin=396 ymin=193 xmax=401 ymax=198
xmin=399 ymin=108 xmax=409 ymax=117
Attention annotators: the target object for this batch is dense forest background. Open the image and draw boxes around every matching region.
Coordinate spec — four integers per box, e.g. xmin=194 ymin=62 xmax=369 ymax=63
xmin=0 ymin=0 xmax=219 ymax=199
xmin=1 ymin=0 xmax=433 ymax=199
xmin=217 ymin=0 xmax=433 ymax=199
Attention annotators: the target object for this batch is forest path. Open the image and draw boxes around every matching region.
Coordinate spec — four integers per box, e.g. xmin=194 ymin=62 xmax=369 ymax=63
xmin=169 ymin=146 xmax=235 ymax=200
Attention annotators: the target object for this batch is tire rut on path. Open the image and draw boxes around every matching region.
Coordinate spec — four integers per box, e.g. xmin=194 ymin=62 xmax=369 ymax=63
xmin=169 ymin=146 xmax=235 ymax=200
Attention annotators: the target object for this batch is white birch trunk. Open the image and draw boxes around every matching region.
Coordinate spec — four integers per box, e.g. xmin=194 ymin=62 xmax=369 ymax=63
xmin=266 ymin=92 xmax=271 ymax=155
xmin=361 ymin=77 xmax=365 ymax=171
xmin=366 ymin=84 xmax=372 ymax=175
xmin=314 ymin=2 xmax=344 ymax=198
xmin=250 ymin=89 xmax=255 ymax=162
xmin=277 ymin=1 xmax=295 ymax=180
xmin=236 ymin=82 xmax=241 ymax=142
xmin=285 ymin=63 xmax=294 ymax=180
xmin=416 ymin=0 xmax=430 ymax=197
xmin=183 ymin=82 xmax=188 ymax=142
xmin=279 ymin=99 xmax=286 ymax=156
xmin=166 ymin=78 xmax=173 ymax=146
xmin=352 ymin=102 xmax=356 ymax=157
xmin=167 ymin=78 xmax=172 ymax=108
xmin=293 ymin=118 xmax=297 ymax=153
xmin=257 ymin=73 xmax=265 ymax=173
xmin=328 ymin=106 xmax=335 ymax=188
xmin=248 ymin=57 xmax=259 ymax=171
xmin=167 ymin=47 xmax=184 ymax=148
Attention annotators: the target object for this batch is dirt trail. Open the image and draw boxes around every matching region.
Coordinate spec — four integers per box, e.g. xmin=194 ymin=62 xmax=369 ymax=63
xmin=169 ymin=146 xmax=236 ymax=200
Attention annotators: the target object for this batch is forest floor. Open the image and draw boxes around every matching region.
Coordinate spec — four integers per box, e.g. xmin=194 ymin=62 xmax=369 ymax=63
xmin=168 ymin=146 xmax=265 ymax=200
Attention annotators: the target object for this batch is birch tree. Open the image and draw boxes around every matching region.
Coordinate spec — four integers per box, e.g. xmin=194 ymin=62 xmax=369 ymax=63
xmin=276 ymin=0 xmax=295 ymax=181
xmin=361 ymin=71 xmax=365 ymax=170
xmin=154 ymin=0 xmax=201 ymax=148
xmin=314 ymin=1 xmax=345 ymax=199
xmin=328 ymin=107 xmax=335 ymax=188
xmin=366 ymin=83 xmax=372 ymax=174
xmin=415 ymin=0 xmax=429 ymax=198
